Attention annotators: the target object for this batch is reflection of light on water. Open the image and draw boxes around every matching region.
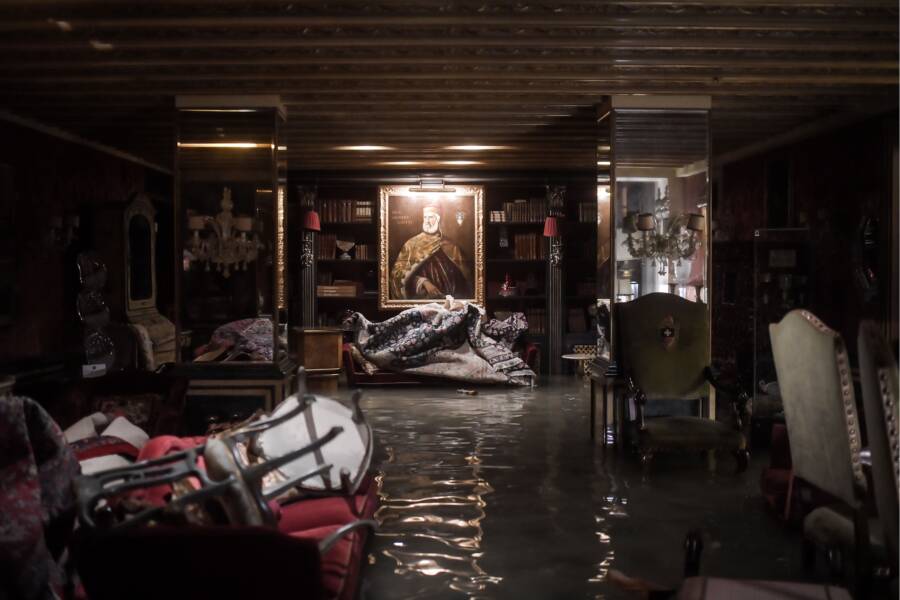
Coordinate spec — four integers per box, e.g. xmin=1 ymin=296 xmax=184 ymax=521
xmin=372 ymin=436 xmax=502 ymax=595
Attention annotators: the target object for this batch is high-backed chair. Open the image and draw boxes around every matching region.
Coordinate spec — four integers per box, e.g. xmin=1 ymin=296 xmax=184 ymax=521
xmin=615 ymin=293 xmax=750 ymax=472
xmin=770 ymin=311 xmax=882 ymax=593
xmin=858 ymin=321 xmax=899 ymax=568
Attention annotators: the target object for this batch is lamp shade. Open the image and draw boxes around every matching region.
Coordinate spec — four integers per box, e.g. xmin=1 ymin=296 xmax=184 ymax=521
xmin=543 ymin=216 xmax=560 ymax=238
xmin=687 ymin=213 xmax=705 ymax=232
xmin=636 ymin=213 xmax=656 ymax=231
xmin=303 ymin=209 xmax=321 ymax=232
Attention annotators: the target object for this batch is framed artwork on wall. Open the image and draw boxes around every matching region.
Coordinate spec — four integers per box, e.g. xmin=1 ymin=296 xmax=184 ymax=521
xmin=379 ymin=184 xmax=484 ymax=309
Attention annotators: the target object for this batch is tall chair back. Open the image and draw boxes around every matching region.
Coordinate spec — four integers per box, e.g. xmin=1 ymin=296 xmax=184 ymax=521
xmin=857 ymin=321 xmax=899 ymax=564
xmin=616 ymin=293 xmax=709 ymax=401
xmin=769 ymin=310 xmax=865 ymax=507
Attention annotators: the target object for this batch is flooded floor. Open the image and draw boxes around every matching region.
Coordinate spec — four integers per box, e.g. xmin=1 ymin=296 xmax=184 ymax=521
xmin=344 ymin=377 xmax=803 ymax=599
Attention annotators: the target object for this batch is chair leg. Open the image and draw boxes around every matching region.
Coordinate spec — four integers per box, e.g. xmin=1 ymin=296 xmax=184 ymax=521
xmin=683 ymin=529 xmax=703 ymax=578
xmin=825 ymin=545 xmax=845 ymax=583
xmin=801 ymin=538 xmax=816 ymax=573
xmin=706 ymin=450 xmax=716 ymax=473
xmin=732 ymin=449 xmax=750 ymax=474
xmin=640 ymin=450 xmax=654 ymax=474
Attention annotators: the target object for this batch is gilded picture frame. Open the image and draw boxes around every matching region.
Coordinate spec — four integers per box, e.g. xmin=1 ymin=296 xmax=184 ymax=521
xmin=379 ymin=185 xmax=484 ymax=309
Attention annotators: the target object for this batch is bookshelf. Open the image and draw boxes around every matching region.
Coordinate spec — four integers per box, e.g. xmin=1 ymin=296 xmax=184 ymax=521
xmin=483 ymin=184 xmax=553 ymax=371
xmin=311 ymin=186 xmax=385 ymax=327
xmin=292 ymin=177 xmax=598 ymax=375
xmin=561 ymin=182 xmax=599 ymax=358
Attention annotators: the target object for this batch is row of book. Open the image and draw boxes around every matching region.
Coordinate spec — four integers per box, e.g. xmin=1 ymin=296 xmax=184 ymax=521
xmin=524 ymin=308 xmax=547 ymax=334
xmin=512 ymin=233 xmax=546 ymax=260
xmin=318 ymin=199 xmax=374 ymax=223
xmin=354 ymin=243 xmax=374 ymax=260
xmin=316 ymin=234 xmax=339 ymax=259
xmin=577 ymin=201 xmax=598 ymax=223
xmin=492 ymin=199 xmax=548 ymax=223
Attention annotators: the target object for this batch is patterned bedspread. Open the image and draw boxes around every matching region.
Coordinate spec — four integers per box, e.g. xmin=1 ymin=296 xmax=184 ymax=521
xmin=346 ymin=298 xmax=535 ymax=386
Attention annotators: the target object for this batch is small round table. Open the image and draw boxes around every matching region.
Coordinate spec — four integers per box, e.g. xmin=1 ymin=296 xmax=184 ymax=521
xmin=561 ymin=353 xmax=595 ymax=383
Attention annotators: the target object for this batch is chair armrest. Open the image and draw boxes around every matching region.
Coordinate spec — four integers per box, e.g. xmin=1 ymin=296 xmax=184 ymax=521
xmin=624 ymin=374 xmax=647 ymax=430
xmin=704 ymin=366 xmax=751 ymax=431
xmin=318 ymin=519 xmax=378 ymax=555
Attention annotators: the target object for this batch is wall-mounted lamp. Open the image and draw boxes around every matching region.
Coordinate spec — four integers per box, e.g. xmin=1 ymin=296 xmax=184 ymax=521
xmin=543 ymin=215 xmax=562 ymax=267
xmin=300 ymin=207 xmax=321 ymax=268
xmin=408 ymin=178 xmax=456 ymax=193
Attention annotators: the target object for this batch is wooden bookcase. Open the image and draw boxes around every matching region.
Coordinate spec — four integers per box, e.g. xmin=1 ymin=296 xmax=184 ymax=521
xmin=291 ymin=175 xmax=598 ymax=375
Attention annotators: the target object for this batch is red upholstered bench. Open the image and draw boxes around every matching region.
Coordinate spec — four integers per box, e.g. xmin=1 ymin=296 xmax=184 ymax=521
xmin=73 ymin=435 xmax=378 ymax=600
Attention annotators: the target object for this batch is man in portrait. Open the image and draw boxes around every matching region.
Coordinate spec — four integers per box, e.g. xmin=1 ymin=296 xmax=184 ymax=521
xmin=390 ymin=204 xmax=473 ymax=299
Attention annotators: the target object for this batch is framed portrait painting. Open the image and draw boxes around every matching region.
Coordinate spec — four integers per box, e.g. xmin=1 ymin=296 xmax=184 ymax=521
xmin=379 ymin=185 xmax=484 ymax=309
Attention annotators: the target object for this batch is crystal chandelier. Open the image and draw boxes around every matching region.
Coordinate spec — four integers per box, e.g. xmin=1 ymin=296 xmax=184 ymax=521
xmin=622 ymin=189 xmax=704 ymax=276
xmin=186 ymin=187 xmax=263 ymax=278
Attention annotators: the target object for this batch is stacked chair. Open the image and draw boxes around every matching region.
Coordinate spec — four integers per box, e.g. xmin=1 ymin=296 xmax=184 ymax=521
xmin=770 ymin=311 xmax=898 ymax=597
xmin=70 ymin=372 xmax=378 ymax=600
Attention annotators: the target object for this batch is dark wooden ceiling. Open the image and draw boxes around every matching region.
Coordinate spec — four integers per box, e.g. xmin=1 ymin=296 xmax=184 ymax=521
xmin=0 ymin=1 xmax=896 ymax=172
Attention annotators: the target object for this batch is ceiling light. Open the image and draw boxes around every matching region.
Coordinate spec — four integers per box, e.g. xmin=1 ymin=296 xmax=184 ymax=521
xmin=598 ymin=145 xmax=611 ymax=152
xmin=441 ymin=160 xmax=482 ymax=166
xmin=444 ymin=145 xmax=511 ymax=151
xmin=335 ymin=145 xmax=394 ymax=151
xmin=89 ymin=39 xmax=114 ymax=51
xmin=597 ymin=161 xmax=611 ymax=167
xmin=381 ymin=161 xmax=423 ymax=166
xmin=178 ymin=142 xmax=273 ymax=149
xmin=277 ymin=145 xmax=287 ymax=151
xmin=48 ymin=18 xmax=73 ymax=32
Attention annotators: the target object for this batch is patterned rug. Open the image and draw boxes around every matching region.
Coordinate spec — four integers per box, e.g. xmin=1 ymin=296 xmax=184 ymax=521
xmin=346 ymin=299 xmax=535 ymax=386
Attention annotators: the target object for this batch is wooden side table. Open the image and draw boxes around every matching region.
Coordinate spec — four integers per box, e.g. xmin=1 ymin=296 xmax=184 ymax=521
xmin=290 ymin=327 xmax=343 ymax=394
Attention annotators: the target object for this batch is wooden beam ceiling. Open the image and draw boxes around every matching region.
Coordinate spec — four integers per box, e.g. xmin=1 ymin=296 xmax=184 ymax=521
xmin=0 ymin=1 xmax=895 ymax=171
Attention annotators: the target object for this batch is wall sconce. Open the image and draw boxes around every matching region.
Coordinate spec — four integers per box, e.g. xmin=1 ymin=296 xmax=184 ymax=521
xmin=543 ymin=215 xmax=562 ymax=267
xmin=185 ymin=186 xmax=262 ymax=278
xmin=300 ymin=207 xmax=321 ymax=268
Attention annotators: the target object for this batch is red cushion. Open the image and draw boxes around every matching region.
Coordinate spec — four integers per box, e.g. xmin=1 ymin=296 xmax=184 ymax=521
xmin=70 ymin=436 xmax=140 ymax=462
xmin=130 ymin=435 xmax=207 ymax=506
xmin=278 ymin=476 xmax=378 ymax=532
xmin=290 ymin=525 xmax=357 ymax=600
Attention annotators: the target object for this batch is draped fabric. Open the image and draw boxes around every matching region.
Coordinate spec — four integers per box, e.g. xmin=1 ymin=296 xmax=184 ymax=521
xmin=0 ymin=395 xmax=79 ymax=600
xmin=389 ymin=232 xmax=472 ymax=299
xmin=347 ymin=299 xmax=534 ymax=386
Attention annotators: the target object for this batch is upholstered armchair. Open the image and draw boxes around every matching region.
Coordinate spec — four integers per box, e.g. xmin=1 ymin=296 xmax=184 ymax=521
xmin=615 ymin=293 xmax=750 ymax=472
xmin=858 ymin=321 xmax=898 ymax=570
xmin=770 ymin=311 xmax=886 ymax=595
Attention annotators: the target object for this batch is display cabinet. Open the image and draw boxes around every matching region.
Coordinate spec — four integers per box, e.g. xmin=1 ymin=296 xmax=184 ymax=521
xmin=598 ymin=96 xmax=712 ymax=362
xmin=165 ymin=96 xmax=294 ymax=434
xmin=752 ymin=228 xmax=812 ymax=423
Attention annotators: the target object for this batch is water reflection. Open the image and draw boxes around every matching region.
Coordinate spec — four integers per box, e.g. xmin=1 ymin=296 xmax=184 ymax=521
xmin=348 ymin=380 xmax=799 ymax=599
xmin=371 ymin=396 xmax=503 ymax=597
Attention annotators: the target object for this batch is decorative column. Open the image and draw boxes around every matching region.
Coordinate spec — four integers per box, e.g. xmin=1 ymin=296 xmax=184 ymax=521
xmin=298 ymin=186 xmax=318 ymax=327
xmin=546 ymin=185 xmax=565 ymax=375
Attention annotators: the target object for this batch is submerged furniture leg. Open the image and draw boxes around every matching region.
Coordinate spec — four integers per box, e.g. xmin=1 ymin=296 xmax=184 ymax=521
xmin=590 ymin=377 xmax=596 ymax=440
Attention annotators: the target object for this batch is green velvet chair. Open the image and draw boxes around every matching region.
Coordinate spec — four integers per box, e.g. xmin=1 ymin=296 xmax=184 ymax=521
xmin=770 ymin=311 xmax=886 ymax=595
xmin=615 ymin=293 xmax=750 ymax=472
